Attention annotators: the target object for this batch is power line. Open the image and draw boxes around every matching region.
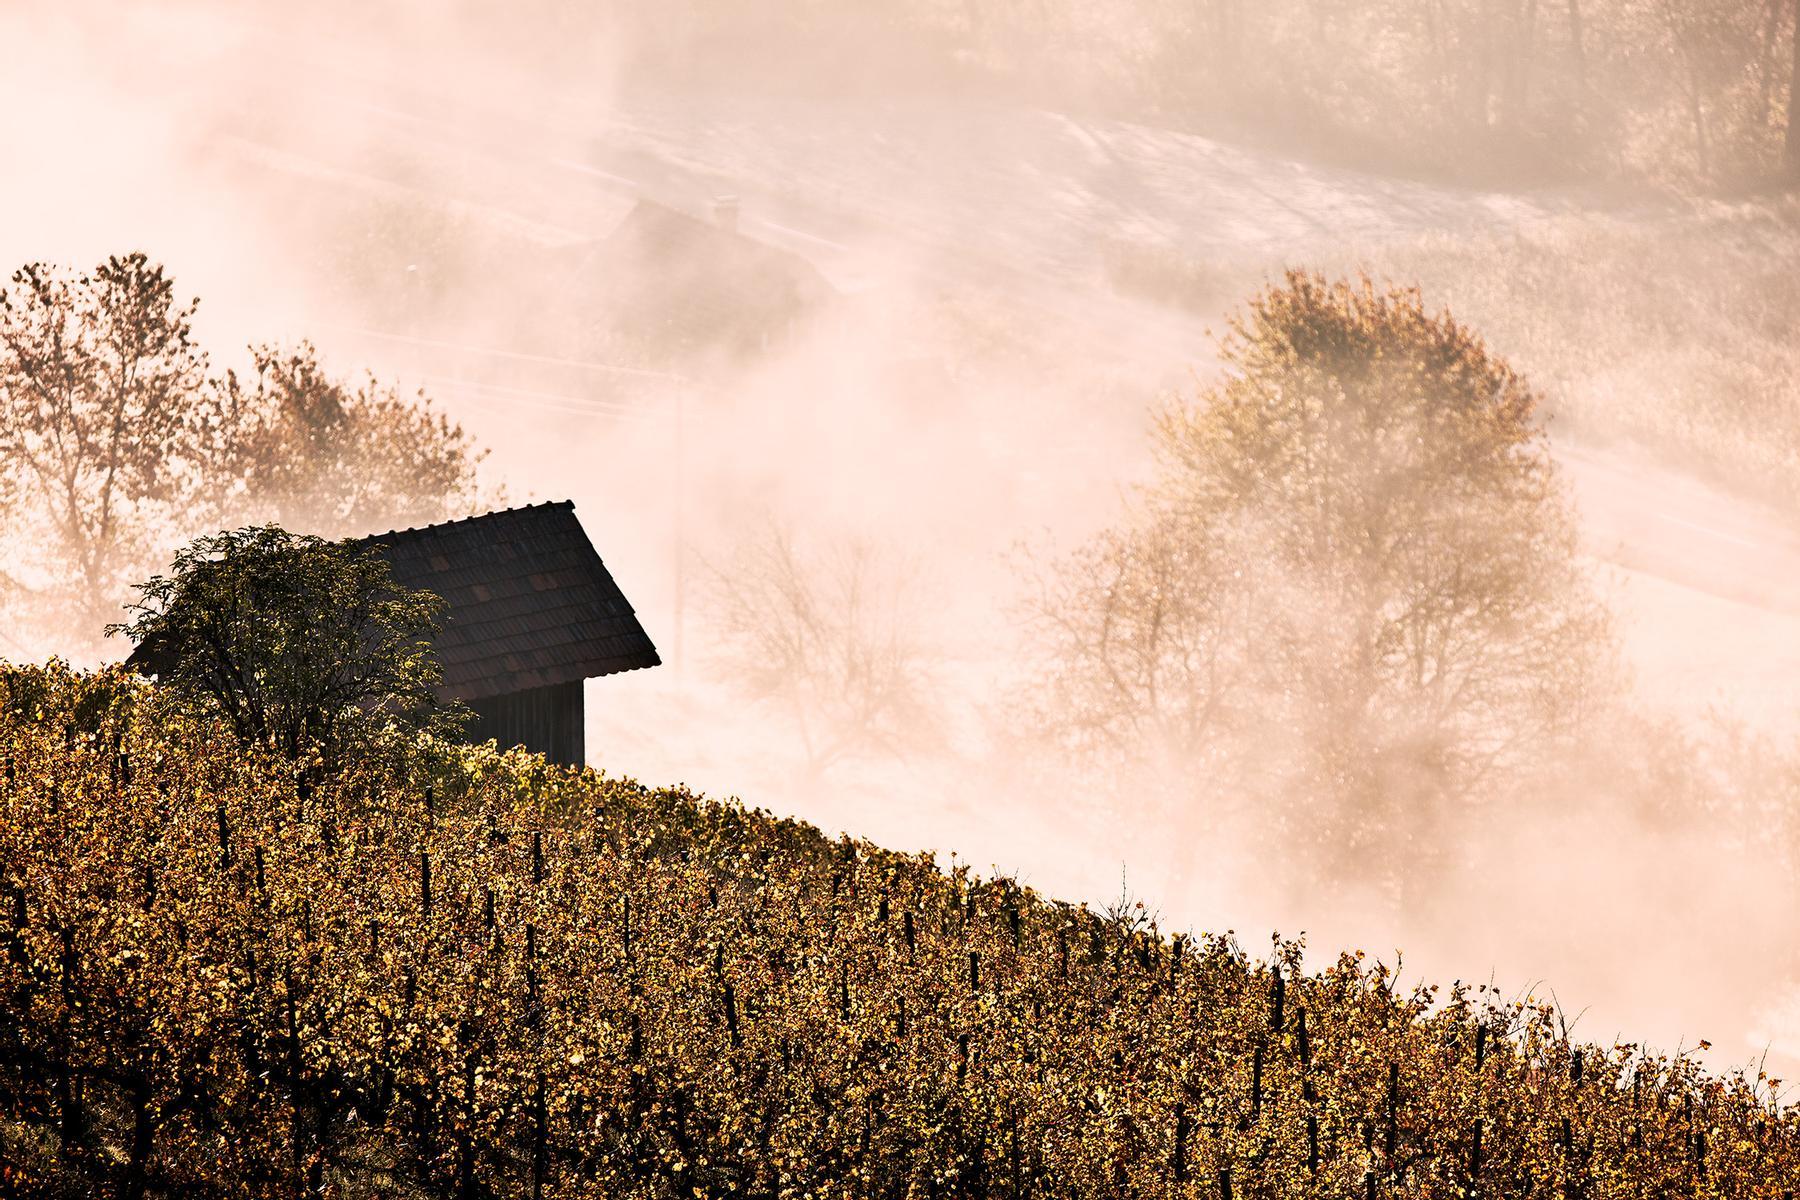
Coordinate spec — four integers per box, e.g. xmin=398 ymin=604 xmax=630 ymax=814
xmin=414 ymin=374 xmax=666 ymax=421
xmin=326 ymin=324 xmax=710 ymax=388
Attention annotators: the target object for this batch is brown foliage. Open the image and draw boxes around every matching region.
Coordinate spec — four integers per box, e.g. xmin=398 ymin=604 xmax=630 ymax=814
xmin=0 ymin=663 xmax=1794 ymax=1197
xmin=1024 ymin=274 xmax=1614 ymax=878
xmin=0 ymin=257 xmax=491 ymax=658
xmin=225 ymin=343 xmax=489 ymax=539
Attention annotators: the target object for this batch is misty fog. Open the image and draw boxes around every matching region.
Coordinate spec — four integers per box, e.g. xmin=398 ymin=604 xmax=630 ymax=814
xmin=7 ymin=0 xmax=1800 ymax=1093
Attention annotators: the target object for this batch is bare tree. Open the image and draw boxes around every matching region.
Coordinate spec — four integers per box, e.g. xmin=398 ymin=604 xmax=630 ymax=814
xmin=0 ymin=257 xmax=496 ymax=659
xmin=0 ymin=255 xmax=229 ymax=652
xmin=703 ymin=518 xmax=941 ymax=782
xmin=1787 ymin=0 xmax=1800 ymax=169
xmin=1568 ymin=0 xmax=1587 ymax=95
xmin=1017 ymin=512 xmax=1253 ymax=766
xmin=1660 ymin=0 xmax=1714 ymax=176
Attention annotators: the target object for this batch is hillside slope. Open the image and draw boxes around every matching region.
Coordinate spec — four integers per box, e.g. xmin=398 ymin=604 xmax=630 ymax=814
xmin=2 ymin=664 xmax=1795 ymax=1197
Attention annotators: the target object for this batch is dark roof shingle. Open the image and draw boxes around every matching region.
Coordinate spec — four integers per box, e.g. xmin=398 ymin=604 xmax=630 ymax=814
xmin=360 ymin=502 xmax=660 ymax=701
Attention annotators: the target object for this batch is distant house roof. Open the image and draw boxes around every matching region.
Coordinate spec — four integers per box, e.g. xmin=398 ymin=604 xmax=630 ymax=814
xmin=586 ymin=200 xmax=835 ymax=359
xmin=360 ymin=502 xmax=660 ymax=702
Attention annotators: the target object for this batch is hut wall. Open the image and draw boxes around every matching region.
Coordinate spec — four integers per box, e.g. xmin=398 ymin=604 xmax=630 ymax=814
xmin=466 ymin=680 xmax=585 ymax=767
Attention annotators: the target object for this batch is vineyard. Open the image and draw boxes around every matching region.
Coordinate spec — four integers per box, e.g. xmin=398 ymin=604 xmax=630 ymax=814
xmin=1 ymin=662 xmax=1796 ymax=1198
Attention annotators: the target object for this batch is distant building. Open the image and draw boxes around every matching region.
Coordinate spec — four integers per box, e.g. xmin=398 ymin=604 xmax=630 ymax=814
xmin=359 ymin=502 xmax=660 ymax=766
xmin=587 ymin=199 xmax=835 ymax=360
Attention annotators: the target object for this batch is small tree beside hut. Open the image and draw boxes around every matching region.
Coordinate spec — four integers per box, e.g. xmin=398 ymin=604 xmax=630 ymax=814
xmin=112 ymin=525 xmax=457 ymax=769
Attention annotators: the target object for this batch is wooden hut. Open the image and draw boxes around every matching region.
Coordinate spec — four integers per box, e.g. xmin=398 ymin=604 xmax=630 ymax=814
xmin=359 ymin=502 xmax=660 ymax=766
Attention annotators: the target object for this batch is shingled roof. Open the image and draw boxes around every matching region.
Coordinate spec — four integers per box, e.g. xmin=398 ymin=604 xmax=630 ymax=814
xmin=359 ymin=502 xmax=660 ymax=702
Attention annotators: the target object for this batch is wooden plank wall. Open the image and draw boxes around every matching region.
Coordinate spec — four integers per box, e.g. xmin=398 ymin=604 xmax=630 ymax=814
xmin=466 ymin=680 xmax=585 ymax=766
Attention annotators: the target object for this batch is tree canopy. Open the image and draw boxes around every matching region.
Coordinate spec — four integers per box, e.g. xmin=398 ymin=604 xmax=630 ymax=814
xmin=1025 ymin=272 xmax=1614 ymax=877
xmin=0 ymin=255 xmax=491 ymax=659
xmin=111 ymin=525 xmax=458 ymax=765
xmin=226 ymin=342 xmax=488 ymax=539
